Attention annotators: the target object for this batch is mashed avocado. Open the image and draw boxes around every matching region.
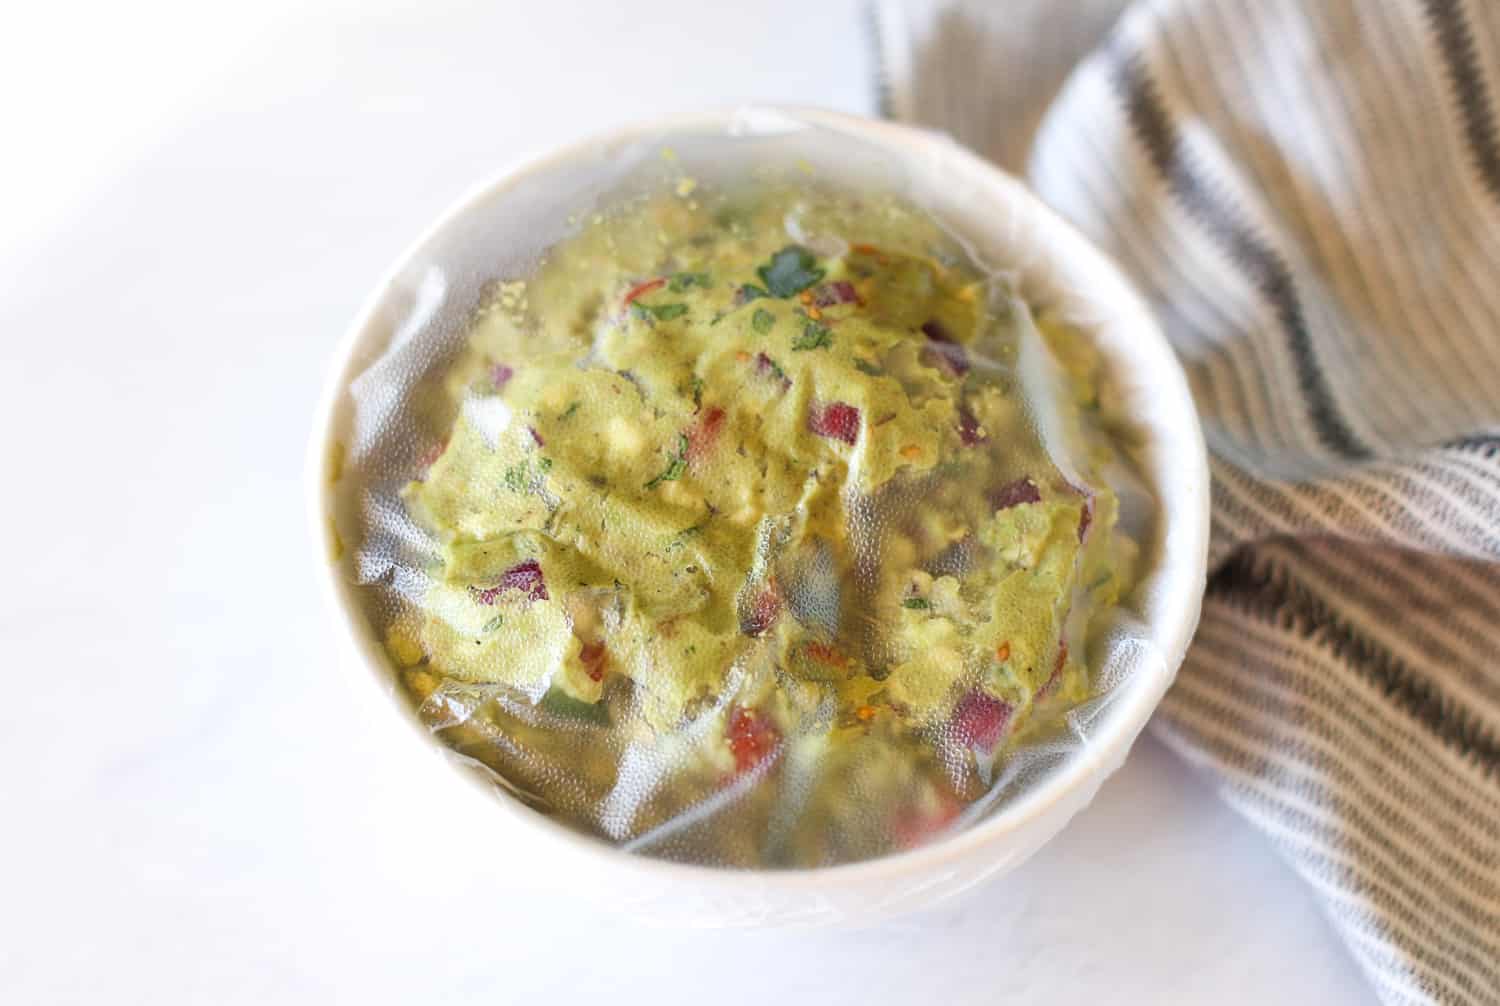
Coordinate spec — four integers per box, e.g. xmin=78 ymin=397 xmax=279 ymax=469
xmin=384 ymin=181 xmax=1137 ymax=865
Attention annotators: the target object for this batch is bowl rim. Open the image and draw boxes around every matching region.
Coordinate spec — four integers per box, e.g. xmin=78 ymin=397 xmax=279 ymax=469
xmin=307 ymin=104 xmax=1210 ymax=892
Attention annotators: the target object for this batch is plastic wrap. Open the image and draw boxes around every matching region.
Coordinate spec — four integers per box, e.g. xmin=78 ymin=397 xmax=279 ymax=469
xmin=321 ymin=109 xmax=1184 ymax=873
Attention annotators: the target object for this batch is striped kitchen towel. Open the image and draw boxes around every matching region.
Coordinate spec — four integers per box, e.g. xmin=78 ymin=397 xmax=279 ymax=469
xmin=872 ymin=1 xmax=1500 ymax=1002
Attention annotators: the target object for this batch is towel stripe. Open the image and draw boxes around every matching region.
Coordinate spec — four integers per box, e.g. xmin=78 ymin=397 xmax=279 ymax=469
xmin=1159 ymin=704 xmax=1499 ymax=1001
xmin=1209 ymin=548 xmax=1500 ymax=773
xmin=1108 ymin=48 xmax=1371 ymax=460
xmin=1423 ymin=0 xmax=1500 ymax=199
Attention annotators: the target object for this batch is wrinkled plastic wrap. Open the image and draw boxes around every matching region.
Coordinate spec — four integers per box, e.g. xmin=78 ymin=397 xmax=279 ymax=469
xmin=326 ymin=110 xmax=1171 ymax=871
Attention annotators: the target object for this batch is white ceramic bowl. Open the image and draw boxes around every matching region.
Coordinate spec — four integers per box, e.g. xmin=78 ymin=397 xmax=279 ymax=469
xmin=308 ymin=106 xmax=1209 ymax=927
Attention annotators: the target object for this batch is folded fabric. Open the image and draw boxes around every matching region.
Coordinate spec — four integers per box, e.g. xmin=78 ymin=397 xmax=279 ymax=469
xmin=873 ymin=1 xmax=1500 ymax=1002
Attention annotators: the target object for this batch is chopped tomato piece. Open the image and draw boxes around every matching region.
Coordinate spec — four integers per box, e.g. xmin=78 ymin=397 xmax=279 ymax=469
xmin=808 ymin=401 xmax=861 ymax=445
xmin=891 ymin=790 xmax=962 ymax=848
xmin=949 ymin=690 xmax=1012 ymax=753
xmin=686 ymin=405 xmax=727 ymax=463
xmin=727 ymin=706 xmax=780 ymax=773
xmin=579 ymin=640 xmax=608 ymax=682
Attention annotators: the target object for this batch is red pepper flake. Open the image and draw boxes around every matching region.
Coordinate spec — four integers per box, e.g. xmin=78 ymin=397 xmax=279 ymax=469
xmin=740 ymin=584 xmax=782 ymax=637
xmin=490 ymin=363 xmax=515 ymax=390
xmin=812 ymin=281 xmax=861 ymax=307
xmin=957 ymin=405 xmax=987 ymax=446
xmin=579 ymin=640 xmax=608 ymax=682
xmin=686 ymin=405 xmax=726 ymax=463
xmin=949 ymin=690 xmax=1013 ymax=753
xmin=989 ymin=476 xmax=1042 ymax=511
xmin=470 ymin=558 xmax=549 ymax=605
xmin=920 ymin=319 xmax=970 ymax=377
xmin=803 ymin=641 xmax=848 ymax=668
xmin=528 ymin=425 xmax=545 ymax=447
xmin=808 ymin=401 xmax=861 ymax=445
xmin=621 ymin=277 xmax=666 ymax=307
xmin=727 ymin=706 xmax=780 ymax=773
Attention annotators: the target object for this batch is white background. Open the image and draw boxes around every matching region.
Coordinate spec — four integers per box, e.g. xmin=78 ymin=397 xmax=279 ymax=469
xmin=2 ymin=2 xmax=1368 ymax=1002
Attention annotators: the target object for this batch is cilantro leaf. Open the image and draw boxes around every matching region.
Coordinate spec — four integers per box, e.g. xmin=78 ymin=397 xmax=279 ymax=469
xmin=644 ymin=434 xmax=690 ymax=489
xmin=502 ymin=460 xmax=532 ymax=491
xmin=902 ymin=597 xmax=931 ymax=610
xmin=752 ymin=308 xmax=775 ymax=335
xmin=631 ymin=301 xmax=689 ymax=321
xmin=792 ymin=320 xmax=833 ymax=351
xmin=668 ymin=271 xmax=711 ymax=292
xmin=757 ymin=245 xmax=826 ymax=298
xmin=503 ymin=456 xmax=551 ymax=490
xmin=738 ymin=283 xmax=769 ymax=303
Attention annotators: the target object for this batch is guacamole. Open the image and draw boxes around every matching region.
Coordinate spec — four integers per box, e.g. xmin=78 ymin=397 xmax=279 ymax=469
xmin=380 ymin=181 xmax=1137 ymax=866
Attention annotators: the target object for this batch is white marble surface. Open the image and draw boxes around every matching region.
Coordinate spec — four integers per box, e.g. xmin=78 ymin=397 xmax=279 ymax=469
xmin=1 ymin=1 xmax=1368 ymax=1001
